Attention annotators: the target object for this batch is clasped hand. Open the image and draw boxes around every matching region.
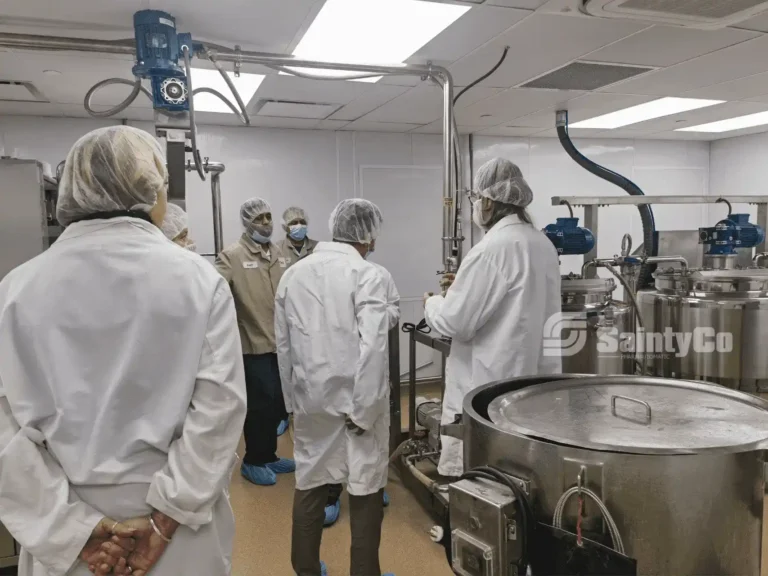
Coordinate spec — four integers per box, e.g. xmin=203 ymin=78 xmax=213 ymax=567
xmin=81 ymin=512 xmax=178 ymax=576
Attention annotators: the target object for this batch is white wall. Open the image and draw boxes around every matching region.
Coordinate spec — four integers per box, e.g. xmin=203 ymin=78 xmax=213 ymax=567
xmin=710 ymin=132 xmax=768 ymax=222
xmin=473 ymin=136 xmax=711 ymax=275
xmin=0 ymin=116 xmax=713 ymax=378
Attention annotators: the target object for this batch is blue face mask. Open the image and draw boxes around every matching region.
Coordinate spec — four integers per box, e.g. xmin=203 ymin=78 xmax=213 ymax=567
xmin=364 ymin=244 xmax=375 ymax=260
xmin=288 ymin=224 xmax=308 ymax=241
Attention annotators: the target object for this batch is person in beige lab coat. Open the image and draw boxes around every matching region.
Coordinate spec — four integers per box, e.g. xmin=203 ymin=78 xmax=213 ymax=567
xmin=216 ymin=198 xmax=295 ymax=486
xmin=0 ymin=125 xmax=247 ymax=576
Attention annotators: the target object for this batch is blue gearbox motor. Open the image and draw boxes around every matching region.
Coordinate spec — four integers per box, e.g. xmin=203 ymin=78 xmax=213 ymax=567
xmin=699 ymin=213 xmax=765 ymax=255
xmin=132 ymin=10 xmax=194 ymax=112
xmin=543 ymin=217 xmax=595 ymax=255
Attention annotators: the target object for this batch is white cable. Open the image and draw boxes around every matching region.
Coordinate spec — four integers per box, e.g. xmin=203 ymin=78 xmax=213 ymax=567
xmin=552 ymin=487 xmax=625 ymax=555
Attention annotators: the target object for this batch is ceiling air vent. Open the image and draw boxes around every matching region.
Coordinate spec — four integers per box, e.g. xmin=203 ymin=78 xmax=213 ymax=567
xmin=582 ymin=0 xmax=768 ymax=29
xmin=253 ymin=100 xmax=342 ymax=120
xmin=0 ymin=81 xmax=47 ymax=103
xmin=520 ymin=61 xmax=653 ymax=91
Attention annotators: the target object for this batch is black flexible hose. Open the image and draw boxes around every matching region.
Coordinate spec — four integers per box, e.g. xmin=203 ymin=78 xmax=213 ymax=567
xmin=454 ymin=46 xmax=509 ymax=105
xmin=556 ymin=112 xmax=657 ymax=288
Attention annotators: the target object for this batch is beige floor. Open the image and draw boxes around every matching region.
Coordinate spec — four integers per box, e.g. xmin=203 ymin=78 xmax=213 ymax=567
xmin=229 ymin=433 xmax=451 ymax=576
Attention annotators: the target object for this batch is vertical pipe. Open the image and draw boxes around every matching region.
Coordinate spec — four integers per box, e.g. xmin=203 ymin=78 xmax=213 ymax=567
xmin=583 ymin=205 xmax=599 ymax=279
xmin=388 ymin=323 xmax=402 ymax=455
xmin=409 ymin=330 xmax=417 ymax=439
xmin=468 ymin=133 xmax=475 ymax=247
xmin=211 ymin=173 xmax=224 ymax=254
xmin=442 ymin=71 xmax=455 ymax=269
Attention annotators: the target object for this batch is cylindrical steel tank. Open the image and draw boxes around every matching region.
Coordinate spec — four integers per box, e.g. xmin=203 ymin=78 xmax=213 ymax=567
xmin=463 ymin=374 xmax=768 ymax=576
xmin=560 ymin=276 xmax=633 ymax=375
xmin=638 ymin=268 xmax=768 ymax=392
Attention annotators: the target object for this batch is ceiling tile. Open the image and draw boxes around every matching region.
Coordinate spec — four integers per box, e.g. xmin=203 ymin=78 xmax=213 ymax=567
xmin=341 ymin=120 xmax=422 ymax=133
xmin=328 ymin=85 xmax=410 ymax=121
xmin=448 ymin=13 xmax=647 ymax=88
xmin=486 ymin=0 xmax=548 ymax=8
xmin=734 ymin=12 xmax=768 ymax=33
xmin=619 ymin=100 xmax=768 ymax=132
xmin=601 ymin=34 xmax=768 ymax=96
xmin=408 ymin=5 xmax=531 ymax=65
xmin=587 ymin=25 xmax=759 ymax=68
xmin=315 ymin=119 xmax=349 ymax=130
xmin=362 ymin=83 xmax=501 ymax=124
xmin=456 ymin=87 xmax=583 ymax=125
xmin=254 ymin=75 xmax=373 ymax=106
xmin=683 ymin=72 xmax=768 ymax=101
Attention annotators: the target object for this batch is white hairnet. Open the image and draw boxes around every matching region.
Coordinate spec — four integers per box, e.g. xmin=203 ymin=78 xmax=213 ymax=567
xmin=329 ymin=199 xmax=383 ymax=245
xmin=57 ymin=126 xmax=167 ymax=226
xmin=160 ymin=202 xmax=188 ymax=241
xmin=240 ymin=198 xmax=271 ymax=231
xmin=474 ymin=157 xmax=533 ymax=207
xmin=282 ymin=206 xmax=308 ymax=227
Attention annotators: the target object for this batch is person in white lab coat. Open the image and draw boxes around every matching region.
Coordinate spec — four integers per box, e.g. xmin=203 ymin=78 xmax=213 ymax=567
xmin=0 ymin=126 xmax=247 ymax=576
xmin=275 ymin=199 xmax=395 ymax=576
xmin=322 ymin=262 xmax=400 ymax=528
xmin=424 ymin=157 xmax=562 ymax=478
xmin=160 ymin=202 xmax=196 ymax=251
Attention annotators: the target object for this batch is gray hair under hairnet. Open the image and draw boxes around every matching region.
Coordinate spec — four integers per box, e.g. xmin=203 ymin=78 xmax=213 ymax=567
xmin=240 ymin=198 xmax=271 ymax=233
xmin=282 ymin=206 xmax=308 ymax=228
xmin=160 ymin=202 xmax=188 ymax=241
xmin=474 ymin=157 xmax=533 ymax=207
xmin=57 ymin=126 xmax=167 ymax=226
xmin=329 ymin=199 xmax=383 ymax=245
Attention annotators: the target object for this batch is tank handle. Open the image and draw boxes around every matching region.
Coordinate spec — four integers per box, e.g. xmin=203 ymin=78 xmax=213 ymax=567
xmin=611 ymin=395 xmax=652 ymax=425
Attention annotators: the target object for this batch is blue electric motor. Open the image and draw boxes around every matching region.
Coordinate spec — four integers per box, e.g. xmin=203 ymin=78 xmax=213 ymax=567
xmin=543 ymin=217 xmax=595 ymax=255
xmin=132 ymin=10 xmax=194 ymax=112
xmin=699 ymin=213 xmax=766 ymax=255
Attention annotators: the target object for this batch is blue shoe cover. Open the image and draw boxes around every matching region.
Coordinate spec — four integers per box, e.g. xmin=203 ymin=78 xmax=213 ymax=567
xmin=323 ymin=500 xmax=341 ymax=527
xmin=277 ymin=419 xmax=289 ymax=436
xmin=266 ymin=457 xmax=296 ymax=474
xmin=240 ymin=462 xmax=276 ymax=486
xmin=296 ymin=561 xmax=328 ymax=576
xmin=383 ymin=490 xmax=390 ymax=507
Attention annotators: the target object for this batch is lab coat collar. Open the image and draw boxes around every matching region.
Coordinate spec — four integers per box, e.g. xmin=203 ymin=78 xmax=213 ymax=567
xmin=57 ymin=216 xmax=165 ymax=243
xmin=239 ymin=233 xmax=274 ymax=259
xmin=315 ymin=241 xmax=363 ymax=259
xmin=488 ymin=213 xmax=523 ymax=234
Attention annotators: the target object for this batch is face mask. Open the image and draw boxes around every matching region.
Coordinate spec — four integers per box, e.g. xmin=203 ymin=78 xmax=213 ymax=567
xmin=472 ymin=199 xmax=486 ymax=229
xmin=251 ymin=223 xmax=273 ymax=244
xmin=288 ymin=224 xmax=308 ymax=241
xmin=364 ymin=244 xmax=376 ymax=260
xmin=184 ymin=242 xmax=197 ymax=252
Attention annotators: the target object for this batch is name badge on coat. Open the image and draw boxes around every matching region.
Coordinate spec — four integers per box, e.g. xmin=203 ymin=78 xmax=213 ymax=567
xmin=278 ymin=257 xmax=288 ymax=268
xmin=243 ymin=261 xmax=259 ymax=269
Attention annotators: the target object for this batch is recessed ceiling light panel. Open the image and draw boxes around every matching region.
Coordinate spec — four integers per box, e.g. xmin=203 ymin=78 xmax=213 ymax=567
xmin=191 ymin=68 xmax=265 ymax=114
xmin=288 ymin=0 xmax=471 ymax=82
xmin=677 ymin=111 xmax=768 ymax=133
xmin=569 ymin=97 xmax=725 ymax=129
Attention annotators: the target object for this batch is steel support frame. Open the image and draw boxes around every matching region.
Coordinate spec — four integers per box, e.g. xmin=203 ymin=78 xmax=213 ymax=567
xmin=552 ymin=195 xmax=768 ymax=268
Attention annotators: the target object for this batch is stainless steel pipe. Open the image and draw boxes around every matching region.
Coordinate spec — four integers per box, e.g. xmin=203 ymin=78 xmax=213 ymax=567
xmin=0 ymin=31 xmax=459 ymax=271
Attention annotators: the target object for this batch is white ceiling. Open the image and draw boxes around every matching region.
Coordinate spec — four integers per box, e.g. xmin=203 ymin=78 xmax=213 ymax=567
xmin=3 ymin=0 xmax=768 ymax=140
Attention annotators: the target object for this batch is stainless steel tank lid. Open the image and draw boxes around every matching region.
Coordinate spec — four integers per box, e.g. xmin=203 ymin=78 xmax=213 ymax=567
xmin=486 ymin=376 xmax=768 ymax=455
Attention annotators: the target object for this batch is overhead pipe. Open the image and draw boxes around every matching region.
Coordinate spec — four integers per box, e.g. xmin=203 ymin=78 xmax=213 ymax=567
xmin=555 ymin=110 xmax=658 ymax=289
xmin=0 ymin=31 xmax=459 ymax=273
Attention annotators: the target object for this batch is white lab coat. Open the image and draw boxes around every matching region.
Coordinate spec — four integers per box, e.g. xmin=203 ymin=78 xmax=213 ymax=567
xmin=424 ymin=214 xmax=562 ymax=477
xmin=275 ymin=242 xmax=390 ymax=496
xmin=0 ymin=217 xmax=247 ymax=576
xmin=371 ymin=263 xmax=401 ymax=330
